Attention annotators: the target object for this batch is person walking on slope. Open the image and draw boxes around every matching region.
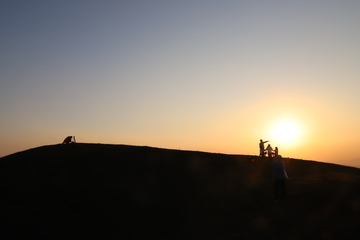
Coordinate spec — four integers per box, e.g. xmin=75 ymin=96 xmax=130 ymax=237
xmin=266 ymin=144 xmax=273 ymax=159
xmin=271 ymin=155 xmax=288 ymax=202
xmin=259 ymin=139 xmax=269 ymax=157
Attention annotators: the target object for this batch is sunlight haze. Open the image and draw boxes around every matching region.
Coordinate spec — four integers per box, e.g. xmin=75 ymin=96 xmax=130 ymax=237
xmin=1 ymin=1 xmax=360 ymax=167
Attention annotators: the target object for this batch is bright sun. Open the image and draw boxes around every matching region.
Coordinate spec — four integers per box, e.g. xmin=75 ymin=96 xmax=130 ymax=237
xmin=272 ymin=120 xmax=300 ymax=144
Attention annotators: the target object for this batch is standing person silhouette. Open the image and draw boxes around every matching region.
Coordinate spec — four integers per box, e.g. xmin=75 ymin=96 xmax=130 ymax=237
xmin=259 ymin=139 xmax=269 ymax=157
xmin=274 ymin=147 xmax=279 ymax=157
xmin=266 ymin=144 xmax=273 ymax=159
xmin=271 ymin=155 xmax=288 ymax=202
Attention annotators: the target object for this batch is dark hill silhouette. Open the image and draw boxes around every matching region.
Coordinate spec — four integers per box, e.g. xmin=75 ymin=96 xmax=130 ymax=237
xmin=1 ymin=143 xmax=360 ymax=239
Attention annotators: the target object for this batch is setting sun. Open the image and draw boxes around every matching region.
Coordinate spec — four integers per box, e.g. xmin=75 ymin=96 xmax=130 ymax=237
xmin=272 ymin=120 xmax=301 ymax=144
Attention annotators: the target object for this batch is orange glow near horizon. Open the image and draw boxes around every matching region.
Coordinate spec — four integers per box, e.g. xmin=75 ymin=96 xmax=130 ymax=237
xmin=1 ymin=1 xmax=360 ymax=170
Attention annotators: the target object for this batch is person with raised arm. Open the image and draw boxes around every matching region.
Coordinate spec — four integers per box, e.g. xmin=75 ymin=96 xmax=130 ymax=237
xmin=259 ymin=139 xmax=269 ymax=157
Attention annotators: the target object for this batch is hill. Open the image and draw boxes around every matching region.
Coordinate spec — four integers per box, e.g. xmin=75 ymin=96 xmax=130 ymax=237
xmin=0 ymin=143 xmax=360 ymax=240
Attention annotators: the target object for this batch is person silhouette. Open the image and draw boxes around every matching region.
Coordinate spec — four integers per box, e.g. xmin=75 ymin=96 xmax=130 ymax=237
xmin=271 ymin=155 xmax=288 ymax=202
xmin=274 ymin=147 xmax=279 ymax=157
xmin=259 ymin=139 xmax=269 ymax=157
xmin=62 ymin=136 xmax=76 ymax=144
xmin=266 ymin=144 xmax=273 ymax=158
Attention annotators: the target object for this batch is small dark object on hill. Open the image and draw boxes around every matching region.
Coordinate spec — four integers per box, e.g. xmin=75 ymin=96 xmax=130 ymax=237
xmin=62 ymin=136 xmax=76 ymax=144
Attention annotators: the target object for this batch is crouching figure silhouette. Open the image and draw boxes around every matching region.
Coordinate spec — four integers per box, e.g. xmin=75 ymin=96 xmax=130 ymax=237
xmin=62 ymin=136 xmax=76 ymax=144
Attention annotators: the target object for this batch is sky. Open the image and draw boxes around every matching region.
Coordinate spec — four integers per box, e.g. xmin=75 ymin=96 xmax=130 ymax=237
xmin=1 ymin=1 xmax=360 ymax=167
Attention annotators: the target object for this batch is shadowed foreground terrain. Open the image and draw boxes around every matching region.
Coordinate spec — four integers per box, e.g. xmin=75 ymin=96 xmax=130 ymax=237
xmin=1 ymin=143 xmax=360 ymax=239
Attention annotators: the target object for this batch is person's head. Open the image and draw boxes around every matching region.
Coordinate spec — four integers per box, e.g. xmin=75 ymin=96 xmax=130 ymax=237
xmin=268 ymin=144 xmax=271 ymax=146
xmin=276 ymin=155 xmax=282 ymax=161
xmin=260 ymin=139 xmax=263 ymax=142
xmin=275 ymin=147 xmax=278 ymax=150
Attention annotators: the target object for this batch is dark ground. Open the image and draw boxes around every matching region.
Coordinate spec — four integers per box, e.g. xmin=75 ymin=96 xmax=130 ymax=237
xmin=1 ymin=143 xmax=360 ymax=239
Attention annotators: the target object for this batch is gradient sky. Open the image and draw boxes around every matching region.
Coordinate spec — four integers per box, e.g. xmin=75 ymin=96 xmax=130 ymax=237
xmin=1 ymin=1 xmax=360 ymax=167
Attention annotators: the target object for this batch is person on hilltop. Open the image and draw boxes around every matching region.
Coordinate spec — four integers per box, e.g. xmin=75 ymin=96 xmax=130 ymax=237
xmin=271 ymin=155 xmax=289 ymax=202
xmin=266 ymin=144 xmax=273 ymax=159
xmin=259 ymin=139 xmax=269 ymax=157
xmin=274 ymin=147 xmax=279 ymax=157
xmin=62 ymin=136 xmax=76 ymax=144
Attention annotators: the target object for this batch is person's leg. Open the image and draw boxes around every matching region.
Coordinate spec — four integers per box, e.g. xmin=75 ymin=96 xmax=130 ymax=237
xmin=274 ymin=180 xmax=279 ymax=201
xmin=279 ymin=179 xmax=286 ymax=201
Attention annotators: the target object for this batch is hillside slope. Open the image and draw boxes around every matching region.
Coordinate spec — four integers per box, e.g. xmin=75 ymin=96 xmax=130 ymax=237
xmin=1 ymin=143 xmax=360 ymax=239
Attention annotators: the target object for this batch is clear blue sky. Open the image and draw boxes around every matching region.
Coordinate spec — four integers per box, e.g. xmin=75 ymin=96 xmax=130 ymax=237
xmin=1 ymin=1 xmax=360 ymax=167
